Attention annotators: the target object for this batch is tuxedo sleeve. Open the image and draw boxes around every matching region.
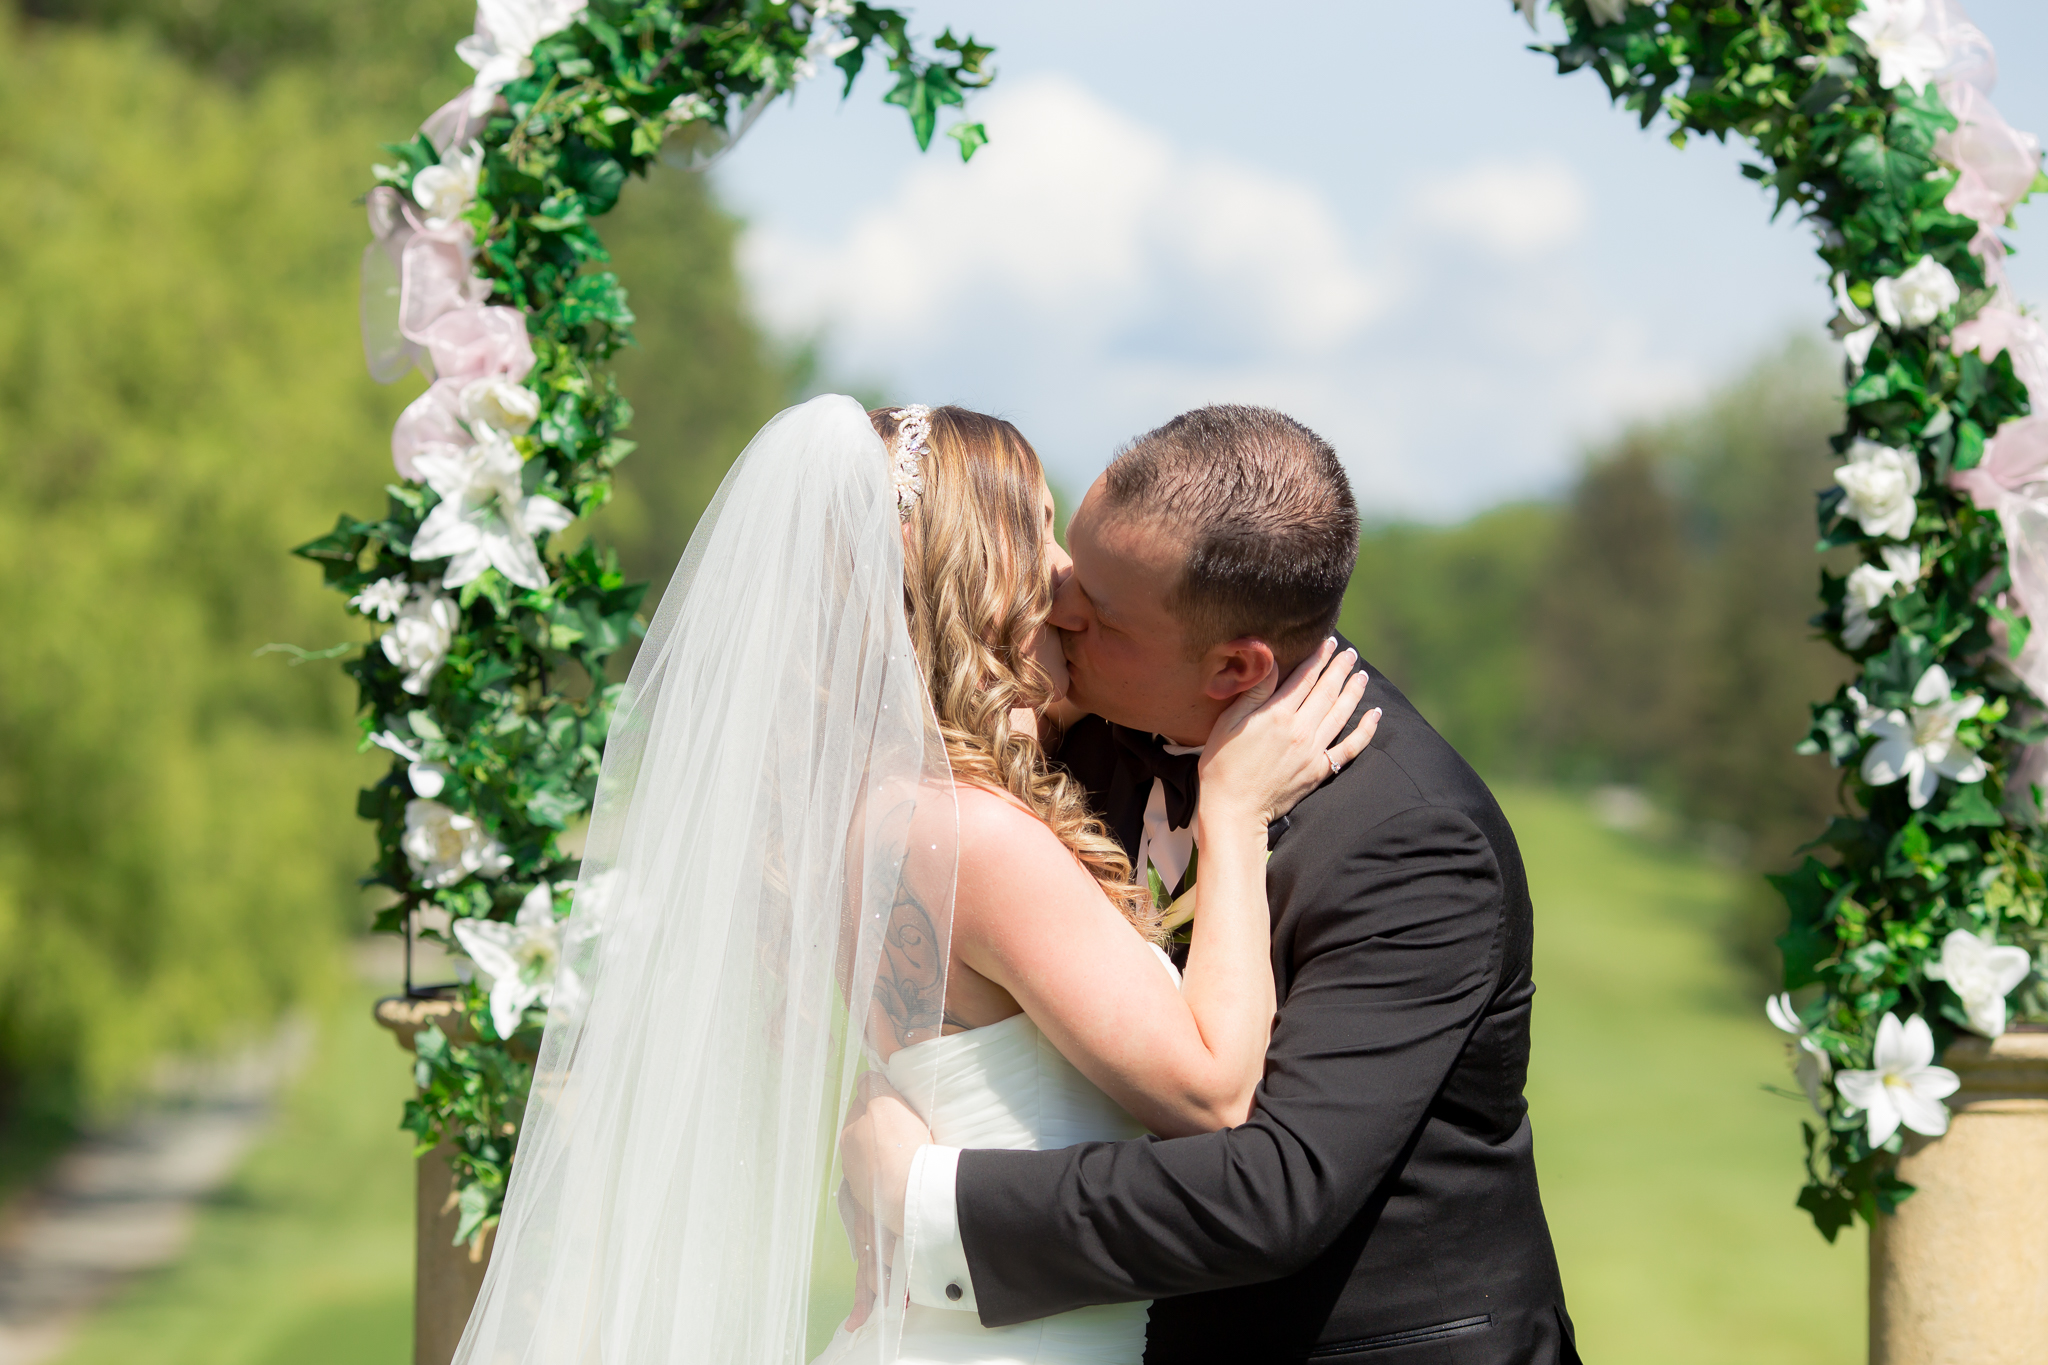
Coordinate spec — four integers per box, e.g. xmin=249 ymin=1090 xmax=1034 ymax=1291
xmin=955 ymin=803 xmax=1509 ymax=1326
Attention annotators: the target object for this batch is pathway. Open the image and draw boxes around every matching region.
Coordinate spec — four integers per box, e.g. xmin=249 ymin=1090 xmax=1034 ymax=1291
xmin=0 ymin=1025 xmax=309 ymax=1365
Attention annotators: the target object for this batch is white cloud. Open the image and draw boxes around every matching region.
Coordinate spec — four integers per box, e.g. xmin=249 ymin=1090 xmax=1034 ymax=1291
xmin=736 ymin=77 xmax=1703 ymax=522
xmin=1407 ymin=157 xmax=1590 ymax=260
xmin=740 ymin=75 xmax=1391 ymax=360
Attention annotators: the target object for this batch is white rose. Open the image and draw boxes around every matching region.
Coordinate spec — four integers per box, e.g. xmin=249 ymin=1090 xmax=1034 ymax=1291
xmin=412 ymin=142 xmax=483 ymax=229
xmin=1835 ymin=439 xmax=1923 ymax=541
xmin=380 ymin=587 xmax=459 ymax=695
xmin=460 ymin=376 xmax=541 ymax=436
xmin=1873 ymin=255 xmax=1961 ymax=331
xmin=402 ymin=798 xmax=512 ymax=889
xmin=1842 ymin=566 xmax=1893 ymax=649
xmin=1840 ymin=546 xmax=1920 ymax=649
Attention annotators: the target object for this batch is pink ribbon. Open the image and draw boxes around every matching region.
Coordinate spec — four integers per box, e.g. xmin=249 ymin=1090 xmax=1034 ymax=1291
xmin=1952 ymin=305 xmax=2048 ymax=408
xmin=1952 ymin=417 xmax=2048 ymax=707
xmin=390 ymin=311 xmax=537 ymax=480
xmin=1925 ymin=4 xmax=2048 ymax=808
xmin=361 ymin=183 xmax=537 ymax=478
xmin=1936 ymin=83 xmax=2041 ymax=242
xmin=422 ymin=91 xmax=495 ymax=156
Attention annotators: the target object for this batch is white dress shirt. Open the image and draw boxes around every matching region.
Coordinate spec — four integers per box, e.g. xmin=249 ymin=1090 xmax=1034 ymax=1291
xmin=1132 ymin=741 xmax=1203 ymax=903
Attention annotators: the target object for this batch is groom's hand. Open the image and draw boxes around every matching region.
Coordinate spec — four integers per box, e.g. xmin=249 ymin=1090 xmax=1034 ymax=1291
xmin=840 ymin=1071 xmax=932 ymax=1238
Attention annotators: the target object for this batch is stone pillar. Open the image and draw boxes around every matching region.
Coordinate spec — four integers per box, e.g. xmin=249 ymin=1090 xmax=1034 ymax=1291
xmin=374 ymin=995 xmax=498 ymax=1365
xmin=1869 ymin=1027 xmax=2048 ymax=1365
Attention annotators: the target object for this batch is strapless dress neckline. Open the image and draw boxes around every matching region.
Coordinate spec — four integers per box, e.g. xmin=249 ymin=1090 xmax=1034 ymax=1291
xmin=813 ymin=948 xmax=1178 ymax=1364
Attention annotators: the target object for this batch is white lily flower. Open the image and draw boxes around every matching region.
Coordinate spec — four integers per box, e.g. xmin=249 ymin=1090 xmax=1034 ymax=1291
xmin=410 ymin=429 xmax=575 ymax=592
xmin=1858 ymin=665 xmax=1988 ymax=809
xmin=380 ymin=586 xmax=460 ymax=696
xmin=1835 ymin=438 xmax=1922 ymax=540
xmin=402 ymin=798 xmax=511 ymax=888
xmin=1833 ymin=272 xmax=1870 ymax=329
xmin=453 ymin=883 xmax=588 ymax=1038
xmin=1843 ymin=322 xmax=1883 ymax=371
xmin=1873 ymin=256 xmax=1961 ymax=331
xmin=1841 ymin=544 xmax=1922 ymax=648
xmin=456 ymin=0 xmax=590 ymax=116
xmin=459 ymin=376 xmax=541 ymax=437
xmin=1766 ymin=993 xmax=1835 ymax=1114
xmin=1831 ymin=273 xmax=1883 ymax=370
xmin=412 ymin=141 xmax=483 ymax=229
xmin=1927 ymin=928 xmax=2034 ymax=1037
xmin=1834 ymin=1013 xmax=1960 ymax=1147
xmin=1847 ymin=0 xmax=1950 ymax=94
xmin=349 ymin=577 xmax=410 ymax=622
xmin=368 ymin=730 xmax=452 ymax=800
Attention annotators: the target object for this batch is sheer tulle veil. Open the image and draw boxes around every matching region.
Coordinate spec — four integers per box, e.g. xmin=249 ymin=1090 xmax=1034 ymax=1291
xmin=452 ymin=394 xmax=959 ymax=1363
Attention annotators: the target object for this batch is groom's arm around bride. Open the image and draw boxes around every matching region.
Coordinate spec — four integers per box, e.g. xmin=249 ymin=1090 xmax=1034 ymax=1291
xmin=854 ymin=407 xmax=1580 ymax=1364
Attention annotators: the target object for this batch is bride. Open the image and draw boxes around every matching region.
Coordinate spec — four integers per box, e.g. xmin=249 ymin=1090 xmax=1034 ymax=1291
xmin=449 ymin=394 xmax=1376 ymax=1365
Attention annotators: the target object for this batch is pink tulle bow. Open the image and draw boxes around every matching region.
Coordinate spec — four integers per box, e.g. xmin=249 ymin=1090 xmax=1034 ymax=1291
xmin=422 ymin=91 xmax=495 ymax=156
xmin=362 ymin=180 xmax=538 ymax=479
xmin=361 ymin=188 xmax=424 ymax=382
xmin=415 ymin=304 xmax=534 ymax=385
xmin=391 ymin=381 xmax=470 ymax=482
xmin=361 ymin=187 xmax=497 ymax=384
xmin=1952 ymin=306 xmax=2048 ymax=409
xmin=1927 ymin=0 xmax=1997 ymax=96
xmin=1952 ymin=416 xmax=2048 ymax=706
xmin=388 ymin=312 xmax=537 ymax=480
xmin=1937 ymin=83 xmax=2042 ymax=236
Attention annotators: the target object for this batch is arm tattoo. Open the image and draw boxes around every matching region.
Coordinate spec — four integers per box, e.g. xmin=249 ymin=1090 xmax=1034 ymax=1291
xmin=872 ymin=877 xmax=945 ymax=1051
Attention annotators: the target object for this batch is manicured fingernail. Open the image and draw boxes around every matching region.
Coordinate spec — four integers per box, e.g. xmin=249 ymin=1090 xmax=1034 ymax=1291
xmin=1368 ymin=708 xmax=1382 ymax=720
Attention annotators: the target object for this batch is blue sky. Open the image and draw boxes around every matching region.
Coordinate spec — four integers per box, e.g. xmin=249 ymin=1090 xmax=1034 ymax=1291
xmin=710 ymin=1 xmax=2048 ymax=521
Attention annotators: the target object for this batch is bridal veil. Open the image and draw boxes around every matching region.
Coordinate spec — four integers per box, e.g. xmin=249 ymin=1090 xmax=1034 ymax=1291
xmin=452 ymin=394 xmax=959 ymax=1364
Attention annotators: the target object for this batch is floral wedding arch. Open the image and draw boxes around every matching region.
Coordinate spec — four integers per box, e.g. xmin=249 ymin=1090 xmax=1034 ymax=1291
xmin=304 ymin=0 xmax=2046 ymax=1251
xmin=1518 ymin=0 xmax=2045 ymax=1238
xmin=297 ymin=0 xmax=991 ymax=1249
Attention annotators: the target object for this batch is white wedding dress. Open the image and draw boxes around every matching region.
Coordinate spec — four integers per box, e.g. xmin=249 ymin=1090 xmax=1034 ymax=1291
xmin=816 ymin=947 xmax=1180 ymax=1365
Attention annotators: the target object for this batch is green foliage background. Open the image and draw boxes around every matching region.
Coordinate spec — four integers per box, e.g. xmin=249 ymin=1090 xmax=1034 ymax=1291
xmin=0 ymin=0 xmax=795 ymax=1176
xmin=1345 ymin=340 xmax=1881 ymax=993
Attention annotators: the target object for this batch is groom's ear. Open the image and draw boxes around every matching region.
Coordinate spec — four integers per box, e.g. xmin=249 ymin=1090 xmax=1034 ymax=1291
xmin=1200 ymin=637 xmax=1276 ymax=702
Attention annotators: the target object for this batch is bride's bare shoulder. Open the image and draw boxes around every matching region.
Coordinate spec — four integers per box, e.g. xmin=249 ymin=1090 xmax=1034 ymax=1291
xmin=949 ymin=784 xmax=1089 ymax=894
xmin=951 ymin=781 xmax=1053 ymax=843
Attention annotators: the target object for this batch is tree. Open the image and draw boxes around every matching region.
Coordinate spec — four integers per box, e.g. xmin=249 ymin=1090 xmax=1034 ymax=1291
xmin=0 ymin=3 xmax=800 ymax=1177
xmin=1532 ymin=439 xmax=1690 ymax=786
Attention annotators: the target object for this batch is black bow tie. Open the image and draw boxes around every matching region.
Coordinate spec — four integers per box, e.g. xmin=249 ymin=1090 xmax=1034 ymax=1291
xmin=1109 ymin=725 xmax=1200 ymax=831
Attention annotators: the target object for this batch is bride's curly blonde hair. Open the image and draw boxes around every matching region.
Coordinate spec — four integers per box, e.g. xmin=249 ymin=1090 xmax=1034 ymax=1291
xmin=873 ymin=405 xmax=1159 ymax=941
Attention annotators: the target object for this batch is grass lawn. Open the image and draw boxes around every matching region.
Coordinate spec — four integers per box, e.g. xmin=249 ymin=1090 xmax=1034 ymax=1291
xmin=52 ymin=787 xmax=1864 ymax=1363
xmin=1505 ymin=785 xmax=1865 ymax=1364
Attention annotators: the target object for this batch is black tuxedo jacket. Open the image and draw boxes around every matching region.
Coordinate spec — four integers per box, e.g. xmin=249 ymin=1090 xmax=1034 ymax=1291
xmin=952 ymin=649 xmax=1580 ymax=1363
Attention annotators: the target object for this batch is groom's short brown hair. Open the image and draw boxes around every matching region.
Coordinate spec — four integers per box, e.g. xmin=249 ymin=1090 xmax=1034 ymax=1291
xmin=1102 ymin=405 xmax=1359 ymax=662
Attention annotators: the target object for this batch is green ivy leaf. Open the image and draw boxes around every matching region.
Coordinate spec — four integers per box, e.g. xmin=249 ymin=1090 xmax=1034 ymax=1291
xmin=948 ymin=121 xmax=989 ymax=161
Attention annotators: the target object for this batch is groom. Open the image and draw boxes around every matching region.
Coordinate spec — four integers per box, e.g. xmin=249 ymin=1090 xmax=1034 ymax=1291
xmin=851 ymin=405 xmax=1579 ymax=1363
